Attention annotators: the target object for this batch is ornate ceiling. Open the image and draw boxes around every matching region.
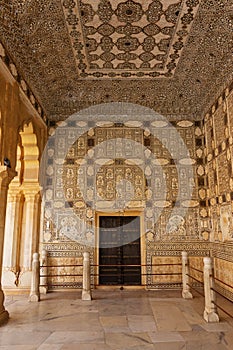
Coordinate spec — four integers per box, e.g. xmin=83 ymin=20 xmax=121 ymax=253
xmin=64 ymin=0 xmax=200 ymax=78
xmin=0 ymin=0 xmax=232 ymax=120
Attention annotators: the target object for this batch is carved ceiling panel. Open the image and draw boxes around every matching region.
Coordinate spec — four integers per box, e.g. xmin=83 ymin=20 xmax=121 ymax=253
xmin=0 ymin=0 xmax=232 ymax=120
xmin=63 ymin=0 xmax=200 ymax=79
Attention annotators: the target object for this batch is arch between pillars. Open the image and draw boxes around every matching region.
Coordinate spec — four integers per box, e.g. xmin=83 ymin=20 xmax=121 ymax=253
xmin=20 ymin=122 xmax=39 ymax=183
xmin=2 ymin=122 xmax=41 ymax=292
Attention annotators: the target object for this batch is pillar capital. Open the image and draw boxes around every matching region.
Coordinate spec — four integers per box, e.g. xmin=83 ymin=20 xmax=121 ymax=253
xmin=7 ymin=189 xmax=23 ymax=202
xmin=24 ymin=192 xmax=40 ymax=202
xmin=22 ymin=184 xmax=41 ymax=201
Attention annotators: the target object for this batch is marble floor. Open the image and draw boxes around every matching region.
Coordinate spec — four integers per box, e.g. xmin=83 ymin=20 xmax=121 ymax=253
xmin=1 ymin=289 xmax=233 ymax=350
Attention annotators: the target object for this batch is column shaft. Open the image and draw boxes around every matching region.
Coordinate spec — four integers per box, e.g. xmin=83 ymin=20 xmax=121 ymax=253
xmin=203 ymin=257 xmax=219 ymax=323
xmin=182 ymin=251 xmax=193 ymax=299
xmin=20 ymin=188 xmax=41 ymax=288
xmin=0 ymin=167 xmax=17 ymax=325
xmin=2 ymin=191 xmax=23 ymax=288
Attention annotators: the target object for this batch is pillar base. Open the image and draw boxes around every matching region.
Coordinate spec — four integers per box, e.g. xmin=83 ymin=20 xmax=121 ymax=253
xmin=82 ymin=290 xmax=92 ymax=301
xmin=40 ymin=286 xmax=48 ymax=294
xmin=182 ymin=290 xmax=193 ymax=299
xmin=203 ymin=309 xmax=219 ymax=323
xmin=0 ymin=309 xmax=9 ymax=326
xmin=0 ymin=290 xmax=9 ymax=326
xmin=29 ymin=293 xmax=40 ymax=302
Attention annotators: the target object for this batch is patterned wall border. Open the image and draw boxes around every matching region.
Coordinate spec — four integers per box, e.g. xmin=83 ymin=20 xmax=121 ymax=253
xmin=215 ymin=284 xmax=233 ymax=304
xmin=147 ymin=241 xmax=211 ymax=253
xmin=211 ymin=242 xmax=233 ymax=263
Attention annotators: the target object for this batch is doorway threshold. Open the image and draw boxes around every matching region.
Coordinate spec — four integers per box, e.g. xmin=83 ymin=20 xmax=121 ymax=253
xmin=95 ymin=285 xmax=145 ymax=291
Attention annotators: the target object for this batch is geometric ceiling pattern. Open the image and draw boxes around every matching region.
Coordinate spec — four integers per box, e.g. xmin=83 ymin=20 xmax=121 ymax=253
xmin=0 ymin=0 xmax=232 ymax=120
xmin=64 ymin=0 xmax=200 ymax=79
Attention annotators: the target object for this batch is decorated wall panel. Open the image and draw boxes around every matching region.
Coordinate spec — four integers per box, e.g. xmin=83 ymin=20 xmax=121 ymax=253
xmin=204 ymin=84 xmax=233 ymax=243
xmin=146 ymin=242 xmax=210 ymax=289
xmin=213 ymin=102 xmax=226 ymax=148
xmin=41 ymin=106 xmax=205 ymax=289
xmin=188 ymin=256 xmax=203 ymax=285
xmin=151 ymin=256 xmax=182 ymax=286
xmin=213 ymin=257 xmax=233 ymax=302
xmin=217 ymin=153 xmax=230 ymax=195
xmin=47 ymin=256 xmax=83 ymax=289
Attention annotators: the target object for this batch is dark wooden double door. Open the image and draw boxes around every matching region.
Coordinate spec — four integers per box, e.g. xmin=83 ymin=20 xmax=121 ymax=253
xmin=99 ymin=216 xmax=141 ymax=285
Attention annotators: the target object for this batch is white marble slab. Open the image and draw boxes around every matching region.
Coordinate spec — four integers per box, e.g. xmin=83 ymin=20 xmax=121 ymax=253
xmin=0 ymin=331 xmax=50 ymax=346
xmin=149 ymin=331 xmax=185 ymax=343
xmin=0 ymin=347 xmax=36 ymax=350
xmin=99 ymin=315 xmax=130 ymax=332
xmin=60 ymin=344 xmax=112 ymax=350
xmin=44 ymin=331 xmax=105 ymax=344
xmin=128 ymin=315 xmax=157 ymax=332
xmin=105 ymin=332 xmax=152 ymax=349
xmin=150 ymin=302 xmax=192 ymax=331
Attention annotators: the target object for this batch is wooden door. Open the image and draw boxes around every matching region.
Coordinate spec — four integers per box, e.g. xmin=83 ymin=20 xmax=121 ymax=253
xmin=99 ymin=216 xmax=141 ymax=285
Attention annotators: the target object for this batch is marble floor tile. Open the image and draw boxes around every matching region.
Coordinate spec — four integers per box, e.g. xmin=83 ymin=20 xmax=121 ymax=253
xmin=105 ymin=332 xmax=153 ymax=349
xmin=36 ymin=313 xmax=102 ymax=332
xmin=128 ymin=315 xmax=157 ymax=332
xmin=150 ymin=302 xmax=192 ymax=331
xmin=99 ymin=315 xmax=130 ymax=332
xmin=97 ymin=304 xmax=127 ymax=316
xmin=125 ymin=298 xmax=153 ymax=314
xmin=37 ymin=345 xmax=63 ymax=350
xmin=120 ymin=346 xmax=155 ymax=350
xmin=186 ymin=343 xmax=228 ymax=350
xmin=223 ymin=329 xmax=233 ymax=350
xmin=176 ymin=301 xmax=205 ymax=325
xmin=0 ymin=331 xmax=50 ymax=346
xmin=153 ymin=343 xmax=186 ymax=350
xmin=0 ymin=347 xmax=36 ymax=350
xmin=1 ymin=290 xmax=233 ymax=349
xmin=126 ymin=303 xmax=154 ymax=315
xmin=181 ymin=329 xmax=229 ymax=350
xmin=149 ymin=331 xmax=185 ymax=343
xmin=44 ymin=331 xmax=105 ymax=344
xmin=60 ymin=344 xmax=112 ymax=350
xmin=199 ymin=322 xmax=232 ymax=332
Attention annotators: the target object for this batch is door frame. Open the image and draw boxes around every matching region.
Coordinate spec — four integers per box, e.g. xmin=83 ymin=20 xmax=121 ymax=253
xmin=95 ymin=210 xmax=146 ymax=287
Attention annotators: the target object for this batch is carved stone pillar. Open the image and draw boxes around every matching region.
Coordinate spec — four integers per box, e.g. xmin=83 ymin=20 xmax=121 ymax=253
xmin=29 ymin=252 xmax=40 ymax=302
xmin=20 ymin=187 xmax=41 ymax=289
xmin=203 ymin=257 xmax=219 ymax=323
xmin=82 ymin=251 xmax=92 ymax=301
xmin=0 ymin=166 xmax=16 ymax=325
xmin=181 ymin=251 xmax=193 ymax=299
xmin=40 ymin=249 xmax=48 ymax=294
xmin=2 ymin=190 xmax=23 ymax=288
